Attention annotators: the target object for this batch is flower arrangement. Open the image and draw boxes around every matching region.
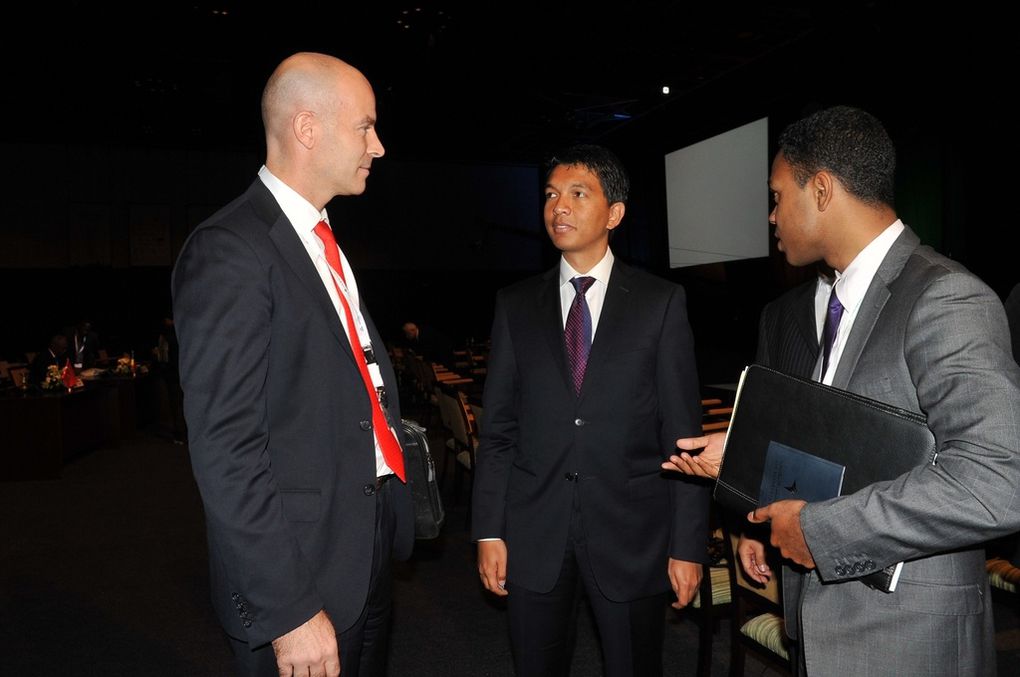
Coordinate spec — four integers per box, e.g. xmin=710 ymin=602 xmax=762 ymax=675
xmin=40 ymin=365 xmax=64 ymax=390
xmin=113 ymin=354 xmax=148 ymax=376
xmin=113 ymin=355 xmax=134 ymax=376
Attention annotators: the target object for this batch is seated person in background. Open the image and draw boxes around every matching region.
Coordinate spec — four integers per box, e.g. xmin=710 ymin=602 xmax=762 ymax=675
xmin=401 ymin=321 xmax=455 ymax=368
xmin=65 ymin=318 xmax=100 ymax=369
xmin=29 ymin=334 xmax=69 ymax=385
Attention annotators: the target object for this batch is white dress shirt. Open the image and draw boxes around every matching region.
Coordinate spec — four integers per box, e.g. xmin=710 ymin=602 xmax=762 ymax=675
xmin=820 ymin=220 xmax=905 ymax=385
xmin=558 ymin=247 xmax=615 ymax=336
xmin=258 ymin=166 xmax=395 ymax=477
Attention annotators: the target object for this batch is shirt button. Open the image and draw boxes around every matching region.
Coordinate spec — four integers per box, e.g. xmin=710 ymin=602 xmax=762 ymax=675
xmin=363 ymin=484 xmax=376 ymax=496
xmin=360 ymin=420 xmax=372 ymax=431
xmin=574 ymin=418 xmax=585 ymax=427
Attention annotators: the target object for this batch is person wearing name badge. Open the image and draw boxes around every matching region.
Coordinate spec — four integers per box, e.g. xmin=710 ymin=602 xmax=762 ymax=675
xmin=173 ymin=52 xmax=412 ymax=677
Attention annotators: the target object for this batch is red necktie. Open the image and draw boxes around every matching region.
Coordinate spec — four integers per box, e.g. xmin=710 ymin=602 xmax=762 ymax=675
xmin=313 ymin=221 xmax=405 ymax=482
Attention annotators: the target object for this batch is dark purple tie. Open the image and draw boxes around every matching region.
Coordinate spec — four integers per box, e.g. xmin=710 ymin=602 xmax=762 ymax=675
xmin=565 ymin=276 xmax=596 ymax=395
xmin=820 ymin=286 xmax=845 ymax=378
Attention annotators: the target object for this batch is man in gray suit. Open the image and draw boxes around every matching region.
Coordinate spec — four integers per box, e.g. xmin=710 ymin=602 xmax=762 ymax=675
xmin=670 ymin=105 xmax=1020 ymax=675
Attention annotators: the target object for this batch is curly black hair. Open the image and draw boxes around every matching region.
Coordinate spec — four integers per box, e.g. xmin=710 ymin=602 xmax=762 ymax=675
xmin=778 ymin=106 xmax=896 ymax=208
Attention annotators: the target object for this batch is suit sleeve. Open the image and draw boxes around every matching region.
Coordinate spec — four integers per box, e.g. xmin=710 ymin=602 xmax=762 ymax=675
xmin=173 ymin=226 xmax=321 ymax=646
xmin=801 ymin=272 xmax=1020 ymax=581
xmin=659 ymin=285 xmax=712 ymax=562
xmin=470 ymin=293 xmax=519 ymax=541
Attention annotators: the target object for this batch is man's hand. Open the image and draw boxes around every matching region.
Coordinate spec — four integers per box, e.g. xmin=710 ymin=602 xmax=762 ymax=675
xmin=737 ymin=535 xmax=772 ymax=585
xmin=662 ymin=432 xmax=726 ymax=480
xmin=668 ymin=558 xmax=703 ymax=610
xmin=271 ymin=609 xmax=340 ymax=677
xmin=747 ymin=499 xmax=814 ymax=569
xmin=477 ymin=539 xmax=508 ymax=597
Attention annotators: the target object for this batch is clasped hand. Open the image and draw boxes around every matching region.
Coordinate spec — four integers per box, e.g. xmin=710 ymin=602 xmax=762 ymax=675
xmin=747 ymin=499 xmax=814 ymax=569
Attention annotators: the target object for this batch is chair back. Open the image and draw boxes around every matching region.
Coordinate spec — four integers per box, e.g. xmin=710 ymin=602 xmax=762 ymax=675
xmin=723 ymin=527 xmax=796 ymax=675
xmin=9 ymin=366 xmax=30 ymax=389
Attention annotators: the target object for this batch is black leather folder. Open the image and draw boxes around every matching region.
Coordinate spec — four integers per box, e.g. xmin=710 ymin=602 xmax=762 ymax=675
xmin=714 ymin=364 xmax=938 ymax=592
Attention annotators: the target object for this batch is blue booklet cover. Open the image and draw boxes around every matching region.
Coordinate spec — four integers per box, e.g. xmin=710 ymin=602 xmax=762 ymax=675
xmin=758 ymin=440 xmax=846 ymax=506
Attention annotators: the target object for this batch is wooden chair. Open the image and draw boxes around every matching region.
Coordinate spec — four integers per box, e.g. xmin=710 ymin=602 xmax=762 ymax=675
xmin=987 ymin=556 xmax=1020 ymax=599
xmin=468 ymin=403 xmax=484 ymax=437
xmin=436 ymin=386 xmax=478 ymax=511
xmin=701 ymin=398 xmax=734 ymax=434
xmin=723 ymin=528 xmax=797 ymax=676
xmin=9 ymin=366 xmax=30 ymax=389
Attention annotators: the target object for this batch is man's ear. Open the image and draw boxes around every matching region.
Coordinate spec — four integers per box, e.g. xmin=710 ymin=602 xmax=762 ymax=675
xmin=606 ymin=202 xmax=626 ymax=231
xmin=293 ymin=111 xmax=316 ymax=150
xmin=813 ymin=171 xmax=835 ymax=211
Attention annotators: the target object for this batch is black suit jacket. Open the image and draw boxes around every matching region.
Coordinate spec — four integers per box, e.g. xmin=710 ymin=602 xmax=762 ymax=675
xmin=172 ymin=180 xmax=413 ymax=648
xmin=755 ymin=276 xmax=820 ymax=374
xmin=471 ymin=259 xmax=708 ymax=601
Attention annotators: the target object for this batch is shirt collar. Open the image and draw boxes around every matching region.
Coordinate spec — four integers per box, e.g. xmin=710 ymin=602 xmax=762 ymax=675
xmin=833 ymin=219 xmax=904 ymax=314
xmin=559 ymin=248 xmax=615 ymax=288
xmin=258 ymin=165 xmax=329 ymax=238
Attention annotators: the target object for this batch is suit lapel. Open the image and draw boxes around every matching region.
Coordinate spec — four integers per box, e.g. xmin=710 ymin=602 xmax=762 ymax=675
xmin=257 ymin=185 xmax=353 ymax=362
xmin=537 ymin=267 xmax=573 ymax=394
xmin=578 ymin=260 xmax=632 ymax=402
xmin=832 ymin=228 xmax=920 ymax=389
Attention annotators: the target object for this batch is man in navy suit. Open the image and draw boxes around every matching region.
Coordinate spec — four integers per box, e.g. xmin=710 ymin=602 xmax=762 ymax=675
xmin=472 ymin=144 xmax=708 ymax=676
xmin=173 ymin=53 xmax=412 ymax=677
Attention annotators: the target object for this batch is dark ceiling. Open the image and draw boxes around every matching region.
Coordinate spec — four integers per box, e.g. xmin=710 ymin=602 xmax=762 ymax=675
xmin=2 ymin=2 xmax=984 ymax=164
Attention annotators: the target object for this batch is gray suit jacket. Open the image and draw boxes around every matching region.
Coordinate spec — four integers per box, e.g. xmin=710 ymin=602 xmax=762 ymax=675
xmin=792 ymin=227 xmax=1020 ymax=675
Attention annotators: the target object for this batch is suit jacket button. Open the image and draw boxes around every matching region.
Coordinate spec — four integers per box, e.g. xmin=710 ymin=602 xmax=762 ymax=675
xmin=360 ymin=420 xmax=372 ymax=431
xmin=363 ymin=484 xmax=376 ymax=496
xmin=865 ymin=560 xmax=875 ymax=570
xmin=243 ymin=619 xmax=252 ymax=628
xmin=574 ymin=418 xmax=585 ymax=427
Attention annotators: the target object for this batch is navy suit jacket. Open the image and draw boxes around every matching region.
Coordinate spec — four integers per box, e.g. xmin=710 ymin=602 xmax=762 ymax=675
xmin=471 ymin=259 xmax=709 ymax=601
xmin=172 ymin=180 xmax=413 ymax=647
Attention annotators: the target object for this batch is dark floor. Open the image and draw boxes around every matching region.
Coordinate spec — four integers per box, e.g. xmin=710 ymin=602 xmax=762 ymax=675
xmin=2 ymin=413 xmax=1019 ymax=676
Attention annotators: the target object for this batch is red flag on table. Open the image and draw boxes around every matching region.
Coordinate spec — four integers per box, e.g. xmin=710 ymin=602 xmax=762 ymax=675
xmin=62 ymin=359 xmax=77 ymax=389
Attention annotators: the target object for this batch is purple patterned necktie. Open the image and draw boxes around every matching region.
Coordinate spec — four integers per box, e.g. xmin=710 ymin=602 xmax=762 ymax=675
xmin=565 ymin=276 xmax=596 ymax=395
xmin=820 ymin=286 xmax=845 ymax=379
